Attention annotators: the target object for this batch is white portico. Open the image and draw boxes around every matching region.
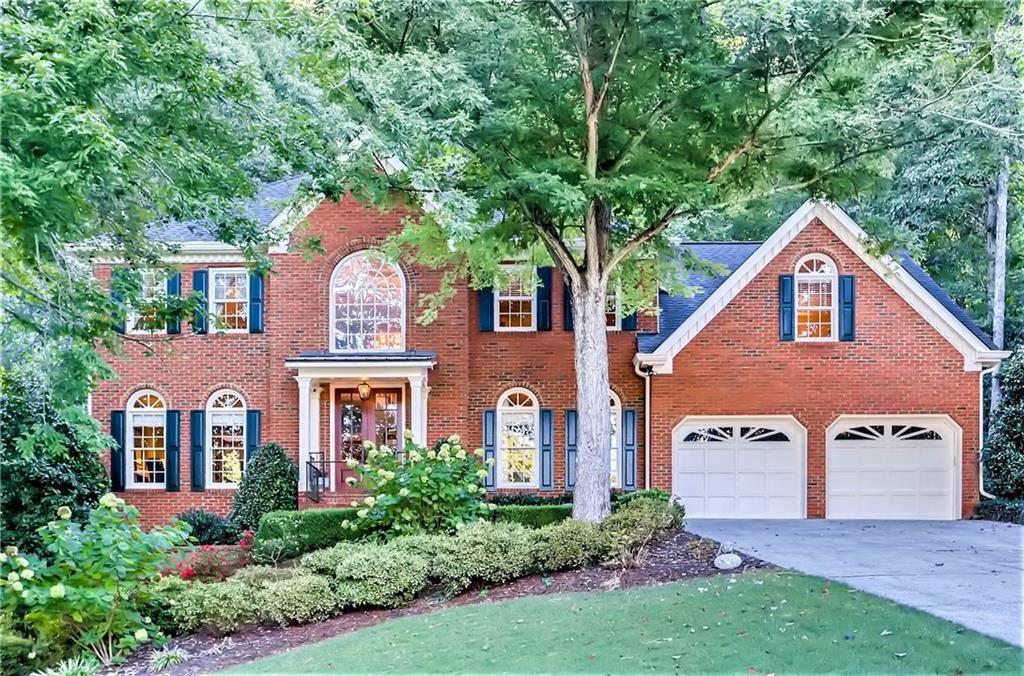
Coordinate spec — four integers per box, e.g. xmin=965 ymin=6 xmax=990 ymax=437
xmin=285 ymin=351 xmax=436 ymax=492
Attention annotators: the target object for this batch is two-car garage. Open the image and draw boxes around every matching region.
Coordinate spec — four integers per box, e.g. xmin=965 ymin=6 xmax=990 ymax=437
xmin=672 ymin=415 xmax=961 ymax=520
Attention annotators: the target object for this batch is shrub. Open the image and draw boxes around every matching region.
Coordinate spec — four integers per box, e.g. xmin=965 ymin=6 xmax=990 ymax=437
xmin=332 ymin=545 xmax=429 ymax=609
xmin=386 ymin=534 xmax=448 ymax=568
xmin=432 ymin=521 xmax=535 ymax=594
xmin=149 ymin=646 xmax=189 ymax=672
xmin=0 ymin=370 xmax=109 ymax=555
xmin=2 ymin=495 xmax=191 ymax=667
xmin=983 ymin=402 xmax=1024 ymax=499
xmin=30 ymin=653 xmax=100 ymax=676
xmin=601 ymin=497 xmax=684 ymax=568
xmin=183 ymin=544 xmax=252 ymax=581
xmin=493 ymin=504 xmax=573 ymax=527
xmin=531 ymin=520 xmax=611 ymax=571
xmin=163 ymin=581 xmax=261 ymax=635
xmin=298 ymin=543 xmax=362 ymax=576
xmin=143 ymin=576 xmax=191 ymax=637
xmin=256 ymin=508 xmax=360 ymax=559
xmin=345 ymin=434 xmax=494 ymax=537
xmin=974 ymin=498 xmax=1024 ymax=524
xmin=229 ymin=565 xmax=304 ymax=585
xmin=259 ymin=574 xmax=337 ymax=626
xmin=176 ymin=509 xmax=239 ymax=545
xmin=612 ymin=488 xmax=671 ymax=508
xmin=228 ymin=443 xmax=298 ymax=532
xmin=489 ymin=493 xmax=572 ymax=506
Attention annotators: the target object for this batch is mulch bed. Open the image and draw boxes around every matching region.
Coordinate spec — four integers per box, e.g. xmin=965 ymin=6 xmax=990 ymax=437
xmin=113 ymin=530 xmax=771 ymax=675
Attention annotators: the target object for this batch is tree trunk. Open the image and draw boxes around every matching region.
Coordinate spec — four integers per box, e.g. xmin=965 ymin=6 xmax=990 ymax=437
xmin=570 ymin=274 xmax=613 ymax=522
xmin=990 ymin=155 xmax=1009 ymax=413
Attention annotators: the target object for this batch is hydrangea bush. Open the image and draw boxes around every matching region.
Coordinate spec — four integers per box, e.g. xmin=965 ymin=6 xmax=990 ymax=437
xmin=344 ymin=432 xmax=495 ymax=536
xmin=0 ymin=494 xmax=190 ymax=668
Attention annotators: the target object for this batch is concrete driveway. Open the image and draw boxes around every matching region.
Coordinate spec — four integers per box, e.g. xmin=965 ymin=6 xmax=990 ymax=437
xmin=687 ymin=519 xmax=1023 ymax=647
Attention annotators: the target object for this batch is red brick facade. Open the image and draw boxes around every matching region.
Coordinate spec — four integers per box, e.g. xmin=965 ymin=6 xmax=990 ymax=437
xmin=93 ymin=201 xmax=986 ymax=525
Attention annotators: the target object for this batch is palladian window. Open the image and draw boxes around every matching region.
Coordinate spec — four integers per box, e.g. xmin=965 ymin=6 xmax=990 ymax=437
xmin=126 ymin=390 xmax=166 ymax=489
xmin=497 ymin=388 xmax=539 ymax=488
xmin=795 ymin=254 xmax=837 ymax=341
xmin=207 ymin=390 xmax=246 ymax=487
xmin=331 ymin=252 xmax=405 ymax=352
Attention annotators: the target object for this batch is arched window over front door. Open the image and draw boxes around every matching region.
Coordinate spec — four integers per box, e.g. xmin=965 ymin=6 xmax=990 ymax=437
xmin=496 ymin=388 xmax=540 ymax=488
xmin=330 ymin=251 xmax=405 ymax=352
xmin=795 ymin=253 xmax=838 ymax=341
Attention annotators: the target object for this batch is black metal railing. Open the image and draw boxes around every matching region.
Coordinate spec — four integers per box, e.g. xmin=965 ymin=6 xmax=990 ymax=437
xmin=305 ymin=456 xmax=363 ymax=503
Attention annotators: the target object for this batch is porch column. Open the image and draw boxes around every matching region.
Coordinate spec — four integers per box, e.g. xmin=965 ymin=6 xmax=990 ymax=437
xmin=296 ymin=376 xmax=313 ymax=489
xmin=408 ymin=374 xmax=428 ymax=445
xmin=310 ymin=384 xmax=322 ymax=489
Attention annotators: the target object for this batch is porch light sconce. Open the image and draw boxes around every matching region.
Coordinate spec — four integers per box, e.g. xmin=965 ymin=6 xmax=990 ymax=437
xmin=357 ymin=381 xmax=372 ymax=401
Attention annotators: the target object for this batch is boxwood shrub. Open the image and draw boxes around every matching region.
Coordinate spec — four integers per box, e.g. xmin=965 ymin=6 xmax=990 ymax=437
xmin=493 ymin=504 xmax=573 ymax=527
xmin=974 ymin=498 xmax=1024 ymax=524
xmin=256 ymin=507 xmax=361 ymax=559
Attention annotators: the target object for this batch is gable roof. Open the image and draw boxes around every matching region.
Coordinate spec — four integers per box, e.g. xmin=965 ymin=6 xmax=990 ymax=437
xmin=636 ymin=200 xmax=1008 ymax=373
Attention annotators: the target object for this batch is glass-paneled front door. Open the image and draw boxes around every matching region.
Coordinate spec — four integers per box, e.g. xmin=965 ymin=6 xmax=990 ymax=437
xmin=335 ymin=388 xmax=403 ymax=462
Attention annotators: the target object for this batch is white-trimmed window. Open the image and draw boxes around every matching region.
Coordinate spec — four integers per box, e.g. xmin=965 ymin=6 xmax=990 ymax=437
xmin=206 ymin=390 xmax=246 ymax=487
xmin=126 ymin=390 xmax=166 ymax=489
xmin=609 ymin=392 xmax=622 ymax=488
xmin=605 ymin=287 xmax=621 ymax=330
xmin=330 ymin=251 xmax=405 ymax=352
xmin=209 ymin=269 xmax=249 ymax=332
xmin=795 ymin=254 xmax=837 ymax=341
xmin=496 ymin=388 xmax=540 ymax=487
xmin=128 ymin=270 xmax=166 ymax=335
xmin=495 ymin=267 xmax=535 ymax=331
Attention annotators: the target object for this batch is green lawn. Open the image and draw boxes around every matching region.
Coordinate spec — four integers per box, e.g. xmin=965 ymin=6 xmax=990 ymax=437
xmin=228 ymin=571 xmax=1022 ymax=675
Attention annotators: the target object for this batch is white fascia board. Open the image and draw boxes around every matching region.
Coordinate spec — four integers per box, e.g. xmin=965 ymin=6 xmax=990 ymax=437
xmin=634 ymin=200 xmax=1003 ymax=374
xmin=284 ymin=359 xmax=436 ymax=381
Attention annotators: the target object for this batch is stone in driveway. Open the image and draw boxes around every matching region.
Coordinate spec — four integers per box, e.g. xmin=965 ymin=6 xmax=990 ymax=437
xmin=686 ymin=519 xmax=1023 ymax=647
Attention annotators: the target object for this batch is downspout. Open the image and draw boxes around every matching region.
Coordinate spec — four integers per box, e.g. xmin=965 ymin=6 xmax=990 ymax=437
xmin=642 ymin=365 xmax=653 ymax=490
xmin=979 ymin=363 xmax=1000 ymax=500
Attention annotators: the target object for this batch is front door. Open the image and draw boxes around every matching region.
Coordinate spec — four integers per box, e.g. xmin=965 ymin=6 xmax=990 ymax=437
xmin=335 ymin=388 xmax=402 ymax=461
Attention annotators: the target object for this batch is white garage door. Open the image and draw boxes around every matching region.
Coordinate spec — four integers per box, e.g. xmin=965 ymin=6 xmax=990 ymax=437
xmin=672 ymin=418 xmax=805 ymax=518
xmin=827 ymin=418 xmax=958 ymax=520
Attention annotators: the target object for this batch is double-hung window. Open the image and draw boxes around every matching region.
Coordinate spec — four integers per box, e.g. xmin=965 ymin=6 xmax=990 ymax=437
xmin=210 ymin=269 xmax=249 ymax=332
xmin=206 ymin=390 xmax=246 ymax=487
xmin=795 ymin=254 xmax=837 ymax=341
xmin=496 ymin=388 xmax=540 ymax=487
xmin=609 ymin=392 xmax=622 ymax=487
xmin=126 ymin=390 xmax=166 ymax=489
xmin=605 ymin=287 xmax=621 ymax=330
xmin=495 ymin=267 xmax=535 ymax=331
xmin=128 ymin=270 xmax=166 ymax=334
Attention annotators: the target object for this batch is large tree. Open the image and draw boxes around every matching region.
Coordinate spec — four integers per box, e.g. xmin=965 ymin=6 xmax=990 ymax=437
xmin=288 ymin=0 xmax=1013 ymax=520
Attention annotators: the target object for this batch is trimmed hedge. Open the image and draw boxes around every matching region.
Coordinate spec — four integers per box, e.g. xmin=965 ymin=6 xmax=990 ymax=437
xmin=256 ymin=508 xmax=360 ymax=559
xmin=490 ymin=493 xmax=573 ymax=506
xmin=494 ymin=504 xmax=573 ymax=527
xmin=974 ymin=499 xmax=1024 ymax=524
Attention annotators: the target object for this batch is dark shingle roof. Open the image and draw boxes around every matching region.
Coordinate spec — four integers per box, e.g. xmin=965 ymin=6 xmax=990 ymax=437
xmin=637 ymin=242 xmax=996 ymax=353
xmin=147 ymin=174 xmax=307 ymax=242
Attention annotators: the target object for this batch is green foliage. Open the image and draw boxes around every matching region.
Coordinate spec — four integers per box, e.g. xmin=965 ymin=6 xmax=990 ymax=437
xmin=228 ymin=444 xmax=298 ymax=532
xmin=344 ymin=435 xmax=493 ymax=537
xmin=612 ymin=489 xmax=671 ymax=508
xmin=1 ymin=494 xmax=190 ymax=668
xmin=256 ymin=508 xmax=361 ymax=560
xmin=493 ymin=504 xmax=573 ymax=528
xmin=1000 ymin=352 xmax=1024 ymax=402
xmin=973 ymin=499 xmax=1024 ymax=525
xmin=489 ymin=493 xmax=572 ymax=506
xmin=0 ymin=370 xmax=109 ymax=555
xmin=176 ymin=509 xmax=240 ymax=546
xmin=601 ymin=498 xmax=685 ymax=568
xmin=28 ymin=653 xmax=100 ymax=676
xmin=984 ymin=352 xmax=1024 ymax=499
xmin=331 ymin=546 xmax=429 ymax=610
xmin=228 ymin=565 xmax=305 ymax=586
xmin=148 ymin=647 xmax=189 ymax=672
xmin=431 ymin=522 xmax=536 ymax=594
xmin=531 ymin=520 xmax=611 ymax=572
xmin=163 ymin=581 xmax=260 ymax=636
xmin=298 ymin=543 xmax=362 ymax=577
xmin=259 ymin=574 xmax=338 ymax=626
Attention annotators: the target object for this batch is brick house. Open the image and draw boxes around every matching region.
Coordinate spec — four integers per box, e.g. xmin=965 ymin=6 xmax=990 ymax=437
xmin=91 ymin=186 xmax=1009 ymax=525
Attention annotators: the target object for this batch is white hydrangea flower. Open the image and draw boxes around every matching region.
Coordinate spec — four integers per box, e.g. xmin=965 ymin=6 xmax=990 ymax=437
xmin=476 ymin=469 xmax=489 ymax=478
xmin=363 ymin=496 xmax=376 ymax=506
xmin=456 ymin=450 xmax=467 ymax=459
xmin=357 ymin=509 xmax=369 ymax=518
xmin=448 ymin=434 xmax=461 ymax=444
xmin=399 ymin=488 xmax=409 ymax=497
xmin=427 ymin=450 xmax=436 ymax=459
xmin=11 ymin=581 xmax=22 ymax=592
xmin=474 ymin=448 xmax=485 ymax=457
xmin=134 ymin=629 xmax=149 ymax=642
xmin=50 ymin=583 xmax=65 ymax=598
xmin=20 ymin=569 xmax=33 ymax=580
xmin=346 ymin=458 xmax=360 ymax=469
xmin=56 ymin=506 xmax=72 ymax=520
xmin=404 ymin=429 xmax=415 ymax=439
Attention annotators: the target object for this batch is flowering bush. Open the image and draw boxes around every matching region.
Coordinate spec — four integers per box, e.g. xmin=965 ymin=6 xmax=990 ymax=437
xmin=344 ymin=432 xmax=495 ymax=537
xmin=0 ymin=494 xmax=191 ymax=668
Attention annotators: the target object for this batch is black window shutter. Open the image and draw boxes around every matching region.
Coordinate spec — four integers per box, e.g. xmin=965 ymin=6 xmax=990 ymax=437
xmin=565 ymin=409 xmax=577 ymax=490
xmin=166 ymin=410 xmax=181 ymax=492
xmin=110 ymin=410 xmax=126 ymax=491
xmin=166 ymin=272 xmax=182 ymax=334
xmin=563 ymin=280 xmax=574 ymax=331
xmin=622 ymin=409 xmax=637 ymax=491
xmin=839 ymin=275 xmax=855 ymax=341
xmin=190 ymin=410 xmax=205 ymax=491
xmin=249 ymin=273 xmax=265 ymax=334
xmin=192 ymin=270 xmax=208 ymax=334
xmin=621 ymin=311 xmax=638 ymax=331
xmin=540 ymin=409 xmax=554 ymax=489
xmin=246 ymin=410 xmax=262 ymax=463
xmin=478 ymin=288 xmax=494 ymax=332
xmin=483 ymin=409 xmax=496 ymax=489
xmin=779 ymin=274 xmax=795 ymax=341
xmin=536 ymin=266 xmax=553 ymax=331
xmin=111 ymin=269 xmax=127 ymax=334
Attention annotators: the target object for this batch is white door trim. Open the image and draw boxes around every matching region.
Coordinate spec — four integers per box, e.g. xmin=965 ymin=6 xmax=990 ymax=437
xmin=672 ymin=414 xmax=808 ymax=518
xmin=825 ymin=414 xmax=962 ymax=520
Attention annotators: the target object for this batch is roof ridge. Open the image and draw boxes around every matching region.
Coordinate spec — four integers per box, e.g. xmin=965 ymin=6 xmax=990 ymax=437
xmin=674 ymin=240 xmax=764 ymax=245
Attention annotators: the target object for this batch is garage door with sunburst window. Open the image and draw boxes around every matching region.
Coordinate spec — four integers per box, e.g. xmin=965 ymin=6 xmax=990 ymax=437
xmin=672 ymin=418 xmax=805 ymax=519
xmin=827 ymin=417 xmax=959 ymax=520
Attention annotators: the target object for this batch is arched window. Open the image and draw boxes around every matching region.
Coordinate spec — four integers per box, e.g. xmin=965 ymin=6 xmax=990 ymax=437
xmin=330 ymin=251 xmax=405 ymax=352
xmin=497 ymin=388 xmax=539 ymax=488
xmin=609 ymin=392 xmax=622 ymax=488
xmin=207 ymin=390 xmax=247 ymax=487
xmin=126 ymin=390 xmax=166 ymax=489
xmin=795 ymin=254 xmax=837 ymax=341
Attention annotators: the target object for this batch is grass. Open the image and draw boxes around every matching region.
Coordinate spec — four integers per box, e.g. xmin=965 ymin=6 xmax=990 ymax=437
xmin=227 ymin=571 xmax=1022 ymax=675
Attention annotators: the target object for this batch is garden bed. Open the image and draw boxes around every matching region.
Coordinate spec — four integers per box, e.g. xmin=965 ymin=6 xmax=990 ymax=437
xmin=112 ymin=530 xmax=770 ymax=675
